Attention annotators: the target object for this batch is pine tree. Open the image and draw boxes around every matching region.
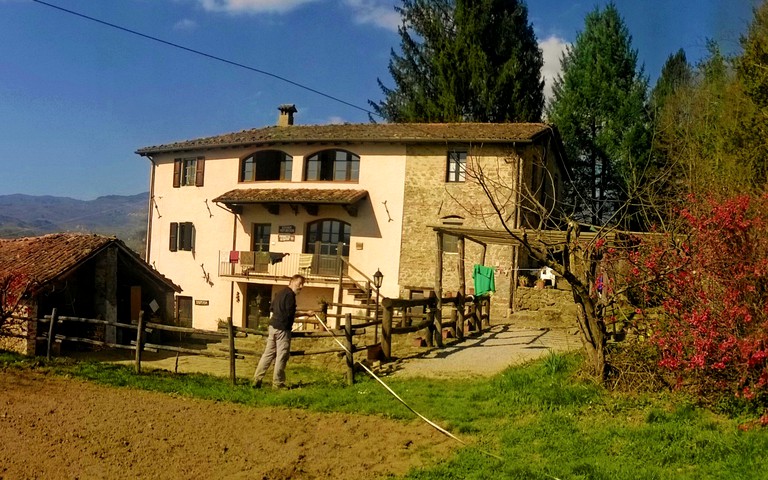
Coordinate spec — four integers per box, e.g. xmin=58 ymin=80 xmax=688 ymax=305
xmin=650 ymin=49 xmax=693 ymax=114
xmin=546 ymin=2 xmax=649 ymax=226
xmin=371 ymin=0 xmax=544 ymax=123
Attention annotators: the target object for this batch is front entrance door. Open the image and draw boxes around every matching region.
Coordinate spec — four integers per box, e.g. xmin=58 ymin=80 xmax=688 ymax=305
xmin=245 ymin=284 xmax=272 ymax=330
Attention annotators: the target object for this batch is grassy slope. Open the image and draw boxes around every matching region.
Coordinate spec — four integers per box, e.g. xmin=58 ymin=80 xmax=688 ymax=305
xmin=1 ymin=351 xmax=766 ymax=479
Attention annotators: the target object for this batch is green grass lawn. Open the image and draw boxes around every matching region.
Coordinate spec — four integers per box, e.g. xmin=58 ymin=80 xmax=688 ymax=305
xmin=2 ymin=350 xmax=766 ymax=479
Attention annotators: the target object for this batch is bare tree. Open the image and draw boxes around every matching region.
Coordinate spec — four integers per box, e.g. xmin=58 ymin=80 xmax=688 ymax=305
xmin=454 ymin=147 xmax=666 ymax=379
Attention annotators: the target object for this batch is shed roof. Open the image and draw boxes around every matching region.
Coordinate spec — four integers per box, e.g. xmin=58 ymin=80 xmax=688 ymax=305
xmin=0 ymin=233 xmax=181 ymax=293
xmin=136 ymin=123 xmax=555 ymax=155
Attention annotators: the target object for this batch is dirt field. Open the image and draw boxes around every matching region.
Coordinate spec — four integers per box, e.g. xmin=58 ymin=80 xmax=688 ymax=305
xmin=0 ymin=370 xmax=453 ymax=480
xmin=0 ymin=312 xmax=577 ymax=479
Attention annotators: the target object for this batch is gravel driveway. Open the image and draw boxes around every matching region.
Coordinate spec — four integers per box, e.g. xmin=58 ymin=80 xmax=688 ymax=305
xmin=390 ymin=323 xmax=580 ymax=379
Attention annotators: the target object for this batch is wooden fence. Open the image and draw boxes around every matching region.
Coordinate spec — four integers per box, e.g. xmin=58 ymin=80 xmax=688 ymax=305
xmin=32 ymin=294 xmax=491 ymax=385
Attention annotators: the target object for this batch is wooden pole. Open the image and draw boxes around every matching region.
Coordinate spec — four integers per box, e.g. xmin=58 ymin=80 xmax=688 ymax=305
xmin=426 ymin=294 xmax=435 ymax=348
xmin=434 ymin=232 xmax=443 ymax=348
xmin=482 ymin=298 xmax=491 ymax=329
xmin=135 ymin=310 xmax=144 ymax=374
xmin=344 ymin=313 xmax=354 ymax=385
xmin=457 ymin=235 xmax=466 ymax=296
xmin=382 ymin=303 xmax=392 ymax=360
xmin=46 ymin=308 xmax=57 ymax=361
xmin=227 ymin=316 xmax=236 ymax=385
xmin=457 ymin=295 xmax=466 ymax=340
xmin=450 ymin=308 xmax=458 ymax=339
xmin=433 ymin=294 xmax=443 ymax=348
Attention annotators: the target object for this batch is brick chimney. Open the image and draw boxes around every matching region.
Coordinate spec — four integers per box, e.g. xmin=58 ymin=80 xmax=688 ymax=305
xmin=277 ymin=104 xmax=297 ymax=127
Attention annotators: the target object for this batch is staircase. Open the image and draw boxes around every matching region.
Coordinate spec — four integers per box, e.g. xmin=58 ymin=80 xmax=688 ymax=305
xmin=338 ymin=258 xmax=382 ymax=320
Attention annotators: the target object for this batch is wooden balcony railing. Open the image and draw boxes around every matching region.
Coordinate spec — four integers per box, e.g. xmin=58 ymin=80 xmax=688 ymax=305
xmin=218 ymin=251 xmax=348 ymax=279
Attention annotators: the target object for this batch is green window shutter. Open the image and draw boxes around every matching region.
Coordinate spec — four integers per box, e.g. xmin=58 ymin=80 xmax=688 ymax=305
xmin=169 ymin=222 xmax=178 ymax=251
xmin=173 ymin=159 xmax=181 ymax=188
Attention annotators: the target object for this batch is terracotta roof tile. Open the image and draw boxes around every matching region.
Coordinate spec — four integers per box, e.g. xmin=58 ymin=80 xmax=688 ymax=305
xmin=137 ymin=123 xmax=553 ymax=155
xmin=0 ymin=233 xmax=180 ymax=293
xmin=213 ymin=188 xmax=368 ymax=205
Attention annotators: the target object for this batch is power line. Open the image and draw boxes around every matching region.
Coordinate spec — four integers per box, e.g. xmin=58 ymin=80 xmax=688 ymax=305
xmin=30 ymin=0 xmax=379 ymax=118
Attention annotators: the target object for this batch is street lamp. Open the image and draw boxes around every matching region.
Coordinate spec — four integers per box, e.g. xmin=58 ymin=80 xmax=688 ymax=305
xmin=373 ymin=268 xmax=383 ymax=344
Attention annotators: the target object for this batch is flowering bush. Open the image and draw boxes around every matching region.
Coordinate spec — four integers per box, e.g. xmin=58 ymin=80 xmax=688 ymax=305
xmin=0 ymin=271 xmax=30 ymax=330
xmin=631 ymin=194 xmax=768 ymax=404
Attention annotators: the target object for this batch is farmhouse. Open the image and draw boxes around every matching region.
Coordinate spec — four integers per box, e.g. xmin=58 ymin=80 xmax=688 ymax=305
xmin=0 ymin=233 xmax=180 ymax=355
xmin=136 ymin=105 xmax=566 ymax=331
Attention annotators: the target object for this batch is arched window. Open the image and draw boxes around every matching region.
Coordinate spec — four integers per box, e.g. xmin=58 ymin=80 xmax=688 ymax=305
xmin=304 ymin=150 xmax=359 ymax=182
xmin=305 ymin=219 xmax=351 ymax=257
xmin=240 ymin=150 xmax=292 ymax=182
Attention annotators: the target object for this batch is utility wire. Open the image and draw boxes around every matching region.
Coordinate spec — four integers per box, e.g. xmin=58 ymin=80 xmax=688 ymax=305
xmin=30 ymin=0 xmax=380 ymax=118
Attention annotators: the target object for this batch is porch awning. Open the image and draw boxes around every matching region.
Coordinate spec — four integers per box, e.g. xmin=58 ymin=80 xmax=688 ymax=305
xmin=213 ymin=188 xmax=368 ymax=216
xmin=429 ymin=225 xmax=657 ymax=248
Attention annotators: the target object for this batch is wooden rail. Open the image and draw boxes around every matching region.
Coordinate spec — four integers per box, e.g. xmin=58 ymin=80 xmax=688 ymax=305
xmin=34 ymin=293 xmax=490 ymax=385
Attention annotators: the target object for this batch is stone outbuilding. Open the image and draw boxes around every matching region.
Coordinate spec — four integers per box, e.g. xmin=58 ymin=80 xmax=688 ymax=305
xmin=0 ymin=233 xmax=181 ymax=355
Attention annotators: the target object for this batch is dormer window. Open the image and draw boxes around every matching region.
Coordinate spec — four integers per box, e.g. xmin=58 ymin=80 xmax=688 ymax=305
xmin=240 ymin=150 xmax=293 ymax=182
xmin=304 ymin=150 xmax=359 ymax=182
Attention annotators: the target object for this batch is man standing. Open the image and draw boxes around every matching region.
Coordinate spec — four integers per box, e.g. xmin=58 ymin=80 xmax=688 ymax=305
xmin=252 ymin=274 xmax=306 ymax=389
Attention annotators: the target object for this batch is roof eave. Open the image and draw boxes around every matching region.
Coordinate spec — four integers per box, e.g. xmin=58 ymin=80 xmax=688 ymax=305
xmin=136 ymin=137 xmax=538 ymax=157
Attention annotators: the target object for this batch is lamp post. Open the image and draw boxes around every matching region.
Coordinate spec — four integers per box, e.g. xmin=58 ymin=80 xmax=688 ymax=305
xmin=373 ymin=268 xmax=383 ymax=344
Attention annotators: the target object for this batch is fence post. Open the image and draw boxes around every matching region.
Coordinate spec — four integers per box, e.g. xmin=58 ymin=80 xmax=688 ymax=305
xmin=135 ymin=310 xmax=144 ymax=374
xmin=382 ymin=302 xmax=392 ymax=361
xmin=344 ymin=313 xmax=354 ymax=385
xmin=456 ymin=295 xmax=465 ymax=340
xmin=320 ymin=301 xmax=328 ymax=327
xmin=450 ymin=307 xmax=458 ymax=339
xmin=434 ymin=304 xmax=444 ymax=348
xmin=426 ymin=299 xmax=435 ymax=348
xmin=46 ymin=308 xmax=57 ymax=361
xmin=227 ymin=316 xmax=236 ymax=385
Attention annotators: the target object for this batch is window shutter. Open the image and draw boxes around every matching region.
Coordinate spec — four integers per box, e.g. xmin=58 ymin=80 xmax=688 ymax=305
xmin=173 ymin=159 xmax=181 ymax=188
xmin=169 ymin=222 xmax=178 ymax=251
xmin=181 ymin=222 xmax=195 ymax=251
xmin=195 ymin=157 xmax=205 ymax=187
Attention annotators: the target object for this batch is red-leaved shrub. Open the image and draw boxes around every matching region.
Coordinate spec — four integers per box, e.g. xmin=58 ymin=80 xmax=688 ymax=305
xmin=631 ymin=194 xmax=768 ymax=403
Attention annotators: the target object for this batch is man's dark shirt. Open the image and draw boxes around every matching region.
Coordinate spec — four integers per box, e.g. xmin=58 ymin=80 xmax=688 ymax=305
xmin=270 ymin=287 xmax=297 ymax=331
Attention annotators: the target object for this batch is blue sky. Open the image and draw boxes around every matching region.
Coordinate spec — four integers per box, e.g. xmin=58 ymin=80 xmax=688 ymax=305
xmin=0 ymin=0 xmax=759 ymax=200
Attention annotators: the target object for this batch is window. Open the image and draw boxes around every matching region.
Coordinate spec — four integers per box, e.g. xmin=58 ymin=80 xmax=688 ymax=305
xmin=304 ymin=150 xmax=359 ymax=181
xmin=446 ymin=151 xmax=466 ymax=182
xmin=169 ymin=222 xmax=195 ymax=251
xmin=441 ymin=234 xmax=458 ymax=253
xmin=240 ymin=150 xmax=293 ymax=182
xmin=305 ymin=219 xmax=351 ymax=256
xmin=252 ymin=224 xmax=271 ymax=252
xmin=173 ymin=157 xmax=205 ymax=187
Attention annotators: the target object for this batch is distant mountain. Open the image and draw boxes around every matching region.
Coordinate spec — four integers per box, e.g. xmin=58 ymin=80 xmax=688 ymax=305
xmin=0 ymin=193 xmax=148 ymax=254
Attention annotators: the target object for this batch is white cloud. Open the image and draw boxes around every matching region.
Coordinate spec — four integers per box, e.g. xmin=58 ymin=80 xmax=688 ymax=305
xmin=326 ymin=116 xmax=346 ymax=124
xmin=341 ymin=0 xmax=400 ymax=31
xmin=196 ymin=0 xmax=321 ymax=14
xmin=539 ymin=35 xmax=569 ymax=101
xmin=173 ymin=18 xmax=198 ymax=30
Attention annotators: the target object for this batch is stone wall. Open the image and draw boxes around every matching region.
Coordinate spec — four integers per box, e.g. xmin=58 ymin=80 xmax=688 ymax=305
xmin=513 ymin=286 xmax=578 ymax=325
xmin=398 ymin=144 xmax=536 ymax=320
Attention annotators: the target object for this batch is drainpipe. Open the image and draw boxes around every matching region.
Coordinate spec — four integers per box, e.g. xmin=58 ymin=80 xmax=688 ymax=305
xmin=145 ymin=154 xmax=156 ymax=262
xmin=214 ymin=201 xmax=240 ymax=328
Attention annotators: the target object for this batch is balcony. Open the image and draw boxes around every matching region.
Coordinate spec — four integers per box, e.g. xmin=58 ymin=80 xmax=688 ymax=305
xmin=219 ymin=251 xmax=348 ymax=280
